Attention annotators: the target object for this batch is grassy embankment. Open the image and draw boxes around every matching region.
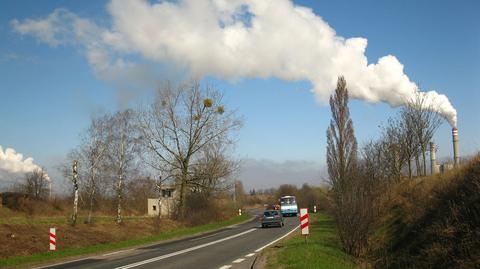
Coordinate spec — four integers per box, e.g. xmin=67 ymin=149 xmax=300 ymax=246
xmin=0 ymin=213 xmax=250 ymax=268
xmin=369 ymin=155 xmax=480 ymax=268
xmin=263 ymin=213 xmax=357 ymax=269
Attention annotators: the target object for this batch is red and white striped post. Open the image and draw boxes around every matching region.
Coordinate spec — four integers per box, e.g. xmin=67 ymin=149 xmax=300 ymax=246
xmin=49 ymin=228 xmax=56 ymax=251
xmin=299 ymin=208 xmax=309 ymax=242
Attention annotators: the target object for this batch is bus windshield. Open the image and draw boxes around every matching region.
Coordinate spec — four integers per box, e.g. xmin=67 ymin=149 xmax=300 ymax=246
xmin=280 ymin=197 xmax=296 ymax=205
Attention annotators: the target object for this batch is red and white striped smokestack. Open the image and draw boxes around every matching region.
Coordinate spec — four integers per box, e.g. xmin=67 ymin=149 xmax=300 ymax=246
xmin=452 ymin=128 xmax=460 ymax=167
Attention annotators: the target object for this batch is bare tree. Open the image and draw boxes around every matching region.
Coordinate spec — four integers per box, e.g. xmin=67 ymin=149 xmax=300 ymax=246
xmin=57 ymin=156 xmax=79 ymax=225
xmin=380 ymin=118 xmax=410 ymax=183
xmin=398 ymin=108 xmax=418 ymax=178
xmin=106 ymin=110 xmax=140 ymax=224
xmin=275 ymin=184 xmax=299 ymax=199
xmin=125 ymin=177 xmax=157 ymax=214
xmin=234 ymin=180 xmax=246 ymax=209
xmin=404 ymin=94 xmax=444 ymax=176
xmin=361 ymin=140 xmax=384 ymax=185
xmin=190 ymin=141 xmax=239 ymax=198
xmin=21 ymin=169 xmax=49 ymax=200
xmin=327 ymin=76 xmax=375 ymax=257
xmin=78 ymin=116 xmax=110 ymax=224
xmin=138 ymin=81 xmax=242 ymax=219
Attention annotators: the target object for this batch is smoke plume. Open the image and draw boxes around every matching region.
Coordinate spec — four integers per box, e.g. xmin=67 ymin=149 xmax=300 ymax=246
xmin=0 ymin=146 xmax=50 ymax=181
xmin=11 ymin=0 xmax=457 ymax=126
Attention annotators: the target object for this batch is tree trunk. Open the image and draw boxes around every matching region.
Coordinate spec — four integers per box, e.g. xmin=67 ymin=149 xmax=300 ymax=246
xmin=71 ymin=161 xmax=79 ymax=226
xmin=87 ymin=170 xmax=96 ymax=224
xmin=177 ymin=179 xmax=187 ymax=219
xmin=116 ymin=176 xmax=123 ymax=224
xmin=87 ymin=188 xmax=95 ymax=224
xmin=422 ymin=147 xmax=427 ymax=176
xmin=72 ymin=188 xmax=78 ymax=226
xmin=407 ymin=157 xmax=412 ymax=179
xmin=415 ymin=155 xmax=421 ymax=176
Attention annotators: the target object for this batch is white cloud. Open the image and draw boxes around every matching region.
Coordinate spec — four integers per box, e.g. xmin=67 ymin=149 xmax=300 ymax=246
xmin=0 ymin=146 xmax=50 ymax=181
xmin=11 ymin=8 xmax=75 ymax=46
xmin=10 ymin=0 xmax=457 ymax=126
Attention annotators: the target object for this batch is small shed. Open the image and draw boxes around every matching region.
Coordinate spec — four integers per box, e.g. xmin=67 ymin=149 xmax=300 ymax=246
xmin=147 ymin=186 xmax=177 ymax=217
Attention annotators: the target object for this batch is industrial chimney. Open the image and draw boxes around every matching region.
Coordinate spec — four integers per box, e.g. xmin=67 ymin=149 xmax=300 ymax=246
xmin=452 ymin=128 xmax=460 ymax=167
xmin=430 ymin=142 xmax=439 ymax=174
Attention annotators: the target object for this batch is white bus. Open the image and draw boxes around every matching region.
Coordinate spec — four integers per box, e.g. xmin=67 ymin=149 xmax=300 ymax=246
xmin=279 ymin=196 xmax=298 ymax=217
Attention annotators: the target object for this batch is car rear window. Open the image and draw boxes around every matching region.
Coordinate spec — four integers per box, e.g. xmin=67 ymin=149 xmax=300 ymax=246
xmin=264 ymin=211 xmax=279 ymax=217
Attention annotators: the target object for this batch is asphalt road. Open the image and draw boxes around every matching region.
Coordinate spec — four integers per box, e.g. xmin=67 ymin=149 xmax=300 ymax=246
xmin=39 ymin=213 xmax=299 ymax=269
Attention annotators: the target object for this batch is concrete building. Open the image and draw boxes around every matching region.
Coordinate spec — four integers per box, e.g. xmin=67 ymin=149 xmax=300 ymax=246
xmin=147 ymin=186 xmax=177 ymax=217
xmin=440 ymin=163 xmax=454 ymax=174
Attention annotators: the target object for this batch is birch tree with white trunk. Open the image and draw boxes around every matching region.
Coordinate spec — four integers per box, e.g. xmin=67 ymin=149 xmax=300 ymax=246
xmin=106 ymin=110 xmax=140 ymax=225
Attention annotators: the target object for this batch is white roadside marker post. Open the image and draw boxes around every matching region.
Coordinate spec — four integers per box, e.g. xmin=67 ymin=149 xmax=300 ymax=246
xmin=313 ymin=205 xmax=317 ymax=213
xmin=49 ymin=228 xmax=56 ymax=251
xmin=238 ymin=209 xmax=242 ymax=216
xmin=300 ymin=208 xmax=309 ymax=243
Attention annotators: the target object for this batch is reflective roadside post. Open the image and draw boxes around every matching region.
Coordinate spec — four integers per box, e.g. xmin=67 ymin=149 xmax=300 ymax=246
xmin=49 ymin=228 xmax=56 ymax=251
xmin=300 ymin=208 xmax=309 ymax=243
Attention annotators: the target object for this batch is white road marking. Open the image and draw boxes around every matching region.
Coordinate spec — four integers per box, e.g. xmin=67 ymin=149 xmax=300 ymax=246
xmin=189 ymin=229 xmax=231 ymax=242
xmin=255 ymin=225 xmax=300 ymax=252
xmin=232 ymin=258 xmax=245 ymax=263
xmin=102 ymin=249 xmax=129 ymax=257
xmin=245 ymin=253 xmax=255 ymax=257
xmin=218 ymin=266 xmax=232 ymax=269
xmin=114 ymin=228 xmax=257 ymax=269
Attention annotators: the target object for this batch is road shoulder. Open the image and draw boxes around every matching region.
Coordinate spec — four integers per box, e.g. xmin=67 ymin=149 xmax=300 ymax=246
xmin=253 ymin=213 xmax=357 ymax=269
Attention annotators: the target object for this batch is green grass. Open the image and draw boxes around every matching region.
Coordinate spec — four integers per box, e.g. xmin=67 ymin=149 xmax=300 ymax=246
xmin=0 ymin=214 xmax=250 ymax=268
xmin=265 ymin=213 xmax=357 ymax=269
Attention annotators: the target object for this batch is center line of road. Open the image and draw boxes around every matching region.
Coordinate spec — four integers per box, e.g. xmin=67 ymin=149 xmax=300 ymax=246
xmin=113 ymin=228 xmax=257 ymax=269
xmin=189 ymin=229 xmax=231 ymax=242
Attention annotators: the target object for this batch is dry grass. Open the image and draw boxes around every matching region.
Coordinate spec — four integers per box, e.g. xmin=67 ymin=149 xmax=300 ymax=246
xmin=0 ymin=193 xmax=242 ymax=261
xmin=0 ymin=217 xmax=180 ymax=259
xmin=369 ymin=155 xmax=480 ymax=268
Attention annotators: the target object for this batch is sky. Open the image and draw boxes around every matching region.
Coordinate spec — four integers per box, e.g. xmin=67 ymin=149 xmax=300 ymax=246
xmin=0 ymin=0 xmax=479 ymax=191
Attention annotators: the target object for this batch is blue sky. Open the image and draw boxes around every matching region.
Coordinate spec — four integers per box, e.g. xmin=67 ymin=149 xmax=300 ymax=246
xmin=1 ymin=0 xmax=479 ymax=189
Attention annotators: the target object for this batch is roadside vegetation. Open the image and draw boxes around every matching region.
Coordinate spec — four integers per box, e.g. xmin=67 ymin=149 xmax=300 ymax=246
xmin=0 ymin=81 xmax=250 ymax=266
xmin=0 ymin=213 xmax=250 ymax=268
xmin=369 ymin=155 xmax=480 ymax=268
xmin=324 ymin=76 xmax=479 ymax=268
xmin=263 ymin=213 xmax=357 ymax=269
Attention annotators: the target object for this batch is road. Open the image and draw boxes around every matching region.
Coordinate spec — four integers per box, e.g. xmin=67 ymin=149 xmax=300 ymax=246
xmin=39 ymin=213 xmax=299 ymax=269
